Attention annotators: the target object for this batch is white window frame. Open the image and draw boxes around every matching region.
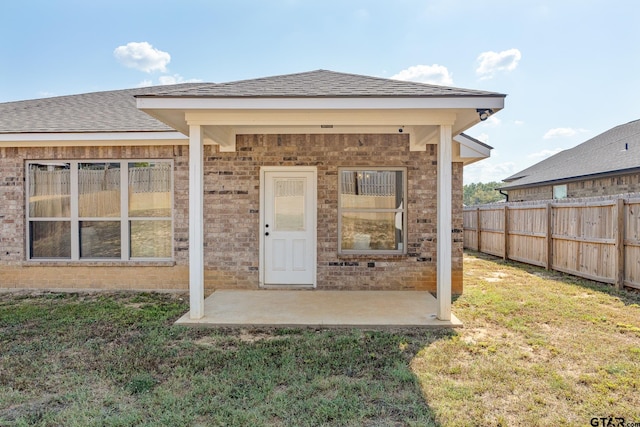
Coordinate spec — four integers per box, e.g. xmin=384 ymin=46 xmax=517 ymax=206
xmin=26 ymin=159 xmax=173 ymax=261
xmin=337 ymin=167 xmax=407 ymax=255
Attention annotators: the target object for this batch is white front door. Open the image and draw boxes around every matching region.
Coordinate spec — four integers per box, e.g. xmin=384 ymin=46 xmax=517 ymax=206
xmin=261 ymin=167 xmax=316 ymax=286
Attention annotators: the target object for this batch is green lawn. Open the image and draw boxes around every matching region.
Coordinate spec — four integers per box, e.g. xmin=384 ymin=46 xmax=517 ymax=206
xmin=1 ymin=252 xmax=639 ymax=426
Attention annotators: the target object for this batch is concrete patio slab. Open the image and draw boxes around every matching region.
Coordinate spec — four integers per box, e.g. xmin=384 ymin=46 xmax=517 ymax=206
xmin=175 ymin=290 xmax=463 ymax=328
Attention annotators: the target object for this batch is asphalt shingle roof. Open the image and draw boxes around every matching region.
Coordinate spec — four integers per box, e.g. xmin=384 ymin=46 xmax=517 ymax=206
xmin=500 ymin=119 xmax=640 ymax=190
xmin=0 ymin=84 xmax=202 ymax=134
xmin=0 ymin=70 xmax=505 ymax=134
xmin=138 ymin=69 xmax=504 ymax=98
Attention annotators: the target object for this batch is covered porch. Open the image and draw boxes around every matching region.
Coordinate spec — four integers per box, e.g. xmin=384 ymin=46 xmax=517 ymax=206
xmin=136 ymin=70 xmax=505 ymax=327
xmin=175 ymin=290 xmax=463 ymax=328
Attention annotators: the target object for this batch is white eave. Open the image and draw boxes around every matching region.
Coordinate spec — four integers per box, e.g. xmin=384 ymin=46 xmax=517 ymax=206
xmin=454 ymin=133 xmax=493 ymax=166
xmin=135 ymin=96 xmax=505 ymax=110
xmin=136 ymin=95 xmax=504 ymax=155
xmin=0 ymin=131 xmax=187 ymax=147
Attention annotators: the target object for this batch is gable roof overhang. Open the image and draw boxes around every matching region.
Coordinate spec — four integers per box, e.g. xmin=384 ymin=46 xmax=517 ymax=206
xmin=453 ymin=133 xmax=493 ymax=166
xmin=0 ymin=70 xmax=504 ymax=164
xmin=136 ymin=95 xmax=504 ymax=159
xmin=135 ymin=70 xmax=505 ymax=159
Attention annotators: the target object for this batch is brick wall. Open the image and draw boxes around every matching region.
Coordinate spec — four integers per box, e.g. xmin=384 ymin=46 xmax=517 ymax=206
xmin=507 ymin=172 xmax=640 ymax=202
xmin=0 ymin=135 xmax=464 ymax=294
xmin=0 ymin=145 xmax=190 ymax=291
xmin=202 ymin=134 xmax=463 ymax=293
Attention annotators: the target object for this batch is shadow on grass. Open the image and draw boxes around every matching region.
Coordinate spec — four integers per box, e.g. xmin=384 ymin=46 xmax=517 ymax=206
xmin=0 ymin=291 xmax=453 ymax=426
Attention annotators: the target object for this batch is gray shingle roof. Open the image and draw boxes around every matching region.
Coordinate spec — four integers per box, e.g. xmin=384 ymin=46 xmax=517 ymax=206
xmin=0 ymin=84 xmax=201 ymax=134
xmin=500 ymin=119 xmax=640 ymax=190
xmin=0 ymin=70 xmax=505 ymax=134
xmin=138 ymin=69 xmax=504 ymax=98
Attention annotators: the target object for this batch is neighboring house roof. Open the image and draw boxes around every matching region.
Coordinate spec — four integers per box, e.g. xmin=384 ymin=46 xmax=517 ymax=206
xmin=500 ymin=119 xmax=640 ymax=190
xmin=138 ymin=69 xmax=504 ymax=99
xmin=0 ymin=83 xmax=202 ymax=134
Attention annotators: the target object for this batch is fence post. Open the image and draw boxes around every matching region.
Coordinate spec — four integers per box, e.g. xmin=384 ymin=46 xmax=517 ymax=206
xmin=476 ymin=207 xmax=481 ymax=252
xmin=546 ymin=203 xmax=553 ymax=270
xmin=503 ymin=205 xmax=509 ymax=260
xmin=616 ymin=197 xmax=625 ymax=289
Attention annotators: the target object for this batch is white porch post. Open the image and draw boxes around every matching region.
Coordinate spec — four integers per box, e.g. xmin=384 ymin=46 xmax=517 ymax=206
xmin=189 ymin=124 xmax=205 ymax=319
xmin=437 ymin=124 xmax=452 ymax=321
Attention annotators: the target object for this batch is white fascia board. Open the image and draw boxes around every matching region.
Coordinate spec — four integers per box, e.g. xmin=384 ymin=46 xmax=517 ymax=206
xmin=137 ymin=96 xmax=505 ymax=111
xmin=0 ymin=131 xmax=188 ymax=147
xmin=186 ymin=110 xmax=456 ymax=127
xmin=454 ymin=134 xmax=492 ymax=158
xmin=235 ymin=125 xmax=412 ymax=135
xmin=0 ymin=131 xmax=187 ymax=142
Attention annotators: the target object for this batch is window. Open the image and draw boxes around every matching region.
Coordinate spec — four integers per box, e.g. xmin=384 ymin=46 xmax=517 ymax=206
xmin=27 ymin=160 xmax=173 ymax=261
xmin=338 ymin=168 xmax=406 ymax=254
xmin=553 ymin=184 xmax=567 ymax=200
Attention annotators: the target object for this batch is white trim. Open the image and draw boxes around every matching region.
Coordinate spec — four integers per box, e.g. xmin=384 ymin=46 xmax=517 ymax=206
xmin=25 ymin=160 xmax=174 ymax=262
xmin=337 ymin=167 xmax=407 ymax=255
xmin=0 ymin=131 xmax=187 ymax=142
xmin=437 ymin=125 xmax=453 ymax=321
xmin=454 ymin=134 xmax=491 ymax=159
xmin=259 ymin=166 xmax=318 ymax=288
xmin=138 ymin=96 xmax=505 ymax=111
xmin=70 ymin=163 xmax=79 ymax=260
xmin=120 ymin=166 xmax=129 ymax=261
xmin=235 ymin=125 xmax=418 ymax=135
xmin=188 ymin=125 xmax=205 ymax=319
xmin=185 ymin=110 xmax=457 ymax=126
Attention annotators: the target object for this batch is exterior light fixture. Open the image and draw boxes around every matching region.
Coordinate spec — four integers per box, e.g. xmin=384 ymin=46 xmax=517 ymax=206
xmin=477 ymin=109 xmax=493 ymax=121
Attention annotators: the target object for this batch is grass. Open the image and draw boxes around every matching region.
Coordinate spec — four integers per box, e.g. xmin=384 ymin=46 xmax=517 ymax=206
xmin=415 ymin=251 xmax=640 ymax=426
xmin=0 ymin=293 xmax=438 ymax=426
xmin=1 ymin=251 xmax=639 ymax=426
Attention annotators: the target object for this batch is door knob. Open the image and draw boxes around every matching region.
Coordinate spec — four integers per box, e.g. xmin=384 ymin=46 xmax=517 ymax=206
xmin=265 ymin=232 xmax=270 ymax=236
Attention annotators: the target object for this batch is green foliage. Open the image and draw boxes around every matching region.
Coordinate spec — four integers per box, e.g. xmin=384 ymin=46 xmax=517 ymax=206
xmin=463 ymin=181 xmax=505 ymax=206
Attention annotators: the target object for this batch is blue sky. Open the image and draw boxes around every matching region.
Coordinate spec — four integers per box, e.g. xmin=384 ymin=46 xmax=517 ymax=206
xmin=1 ymin=0 xmax=639 ymax=183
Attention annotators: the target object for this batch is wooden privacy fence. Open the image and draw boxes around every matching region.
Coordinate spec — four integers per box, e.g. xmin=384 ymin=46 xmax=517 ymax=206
xmin=463 ymin=195 xmax=640 ymax=290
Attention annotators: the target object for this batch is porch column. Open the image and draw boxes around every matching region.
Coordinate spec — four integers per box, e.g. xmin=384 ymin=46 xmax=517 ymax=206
xmin=437 ymin=124 xmax=452 ymax=321
xmin=189 ymin=124 xmax=205 ymax=319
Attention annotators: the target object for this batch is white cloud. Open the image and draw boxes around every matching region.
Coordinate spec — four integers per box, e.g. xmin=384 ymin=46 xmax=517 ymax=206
xmin=158 ymin=74 xmax=202 ymax=85
xmin=480 ymin=115 xmax=501 ymax=128
xmin=391 ymin=64 xmax=454 ymax=86
xmin=527 ymin=148 xmax=563 ymax=159
xmin=137 ymin=74 xmax=202 ymax=87
xmin=464 ymin=160 xmax=517 ymax=184
xmin=475 ymin=48 xmax=521 ymax=80
xmin=476 ymin=133 xmax=489 ymax=143
xmin=114 ymin=42 xmax=171 ymax=73
xmin=514 ymin=120 xmax=525 ymax=125
xmin=543 ymin=127 xmax=589 ymax=139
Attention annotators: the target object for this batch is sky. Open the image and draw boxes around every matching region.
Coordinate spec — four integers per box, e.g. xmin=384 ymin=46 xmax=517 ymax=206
xmin=1 ymin=0 xmax=639 ymax=184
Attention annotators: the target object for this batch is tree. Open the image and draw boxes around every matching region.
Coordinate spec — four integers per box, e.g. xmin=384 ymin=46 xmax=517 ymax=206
xmin=463 ymin=181 xmax=505 ymax=206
